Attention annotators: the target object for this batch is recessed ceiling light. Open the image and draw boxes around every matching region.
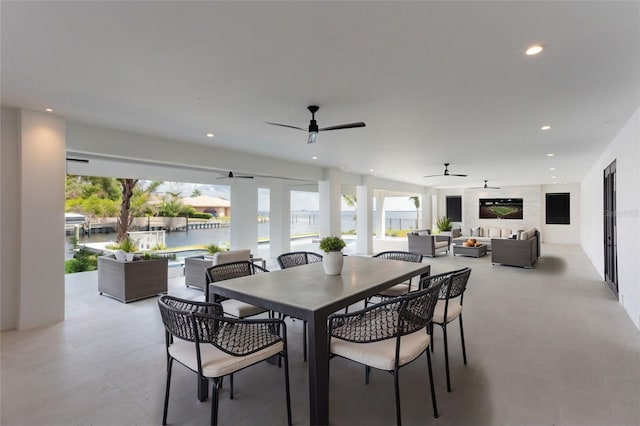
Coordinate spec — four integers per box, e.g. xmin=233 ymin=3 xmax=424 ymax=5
xmin=550 ymin=167 xmax=555 ymax=171
xmin=541 ymin=125 xmax=551 ymax=130
xmin=369 ymin=169 xmax=375 ymax=172
xmin=340 ymin=166 xmax=344 ymax=170
xmin=552 ymin=176 xmax=556 ymax=179
xmin=206 ymin=133 xmax=214 ymax=138
xmin=526 ymin=45 xmax=544 ymax=55
xmin=312 ymin=156 xmax=318 ymax=160
xmin=553 ymin=181 xmax=557 ymax=184
xmin=547 ymin=153 xmax=555 ymax=157
xmin=45 ymin=108 xmax=53 ymax=112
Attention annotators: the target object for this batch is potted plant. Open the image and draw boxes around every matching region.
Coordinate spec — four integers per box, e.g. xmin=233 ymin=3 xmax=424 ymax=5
xmin=319 ymin=236 xmax=346 ymax=275
xmin=114 ymin=236 xmax=139 ymax=261
xmin=436 ymin=216 xmax=452 ymax=234
xmin=206 ymin=243 xmax=225 ymax=255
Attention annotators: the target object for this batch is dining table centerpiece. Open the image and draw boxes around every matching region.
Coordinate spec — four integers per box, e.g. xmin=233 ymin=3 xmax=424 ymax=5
xmin=319 ymin=236 xmax=346 ymax=275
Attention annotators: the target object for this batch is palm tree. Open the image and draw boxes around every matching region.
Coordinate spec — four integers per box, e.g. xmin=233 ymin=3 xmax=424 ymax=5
xmin=191 ymin=188 xmax=202 ymax=197
xmin=342 ymin=194 xmax=357 ymax=224
xmin=408 ymin=196 xmax=420 ymax=229
xmin=117 ymin=178 xmax=139 ymax=242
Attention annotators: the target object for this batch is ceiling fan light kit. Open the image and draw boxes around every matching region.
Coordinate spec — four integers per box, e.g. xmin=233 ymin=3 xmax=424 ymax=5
xmin=265 ymin=105 xmax=365 ymax=144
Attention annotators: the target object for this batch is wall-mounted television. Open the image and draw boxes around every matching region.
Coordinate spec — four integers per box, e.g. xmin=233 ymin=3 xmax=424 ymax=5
xmin=479 ymin=198 xmax=523 ymax=219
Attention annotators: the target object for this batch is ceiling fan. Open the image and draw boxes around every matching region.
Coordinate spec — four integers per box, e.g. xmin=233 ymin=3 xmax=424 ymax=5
xmin=265 ymin=105 xmax=366 ymax=144
xmin=216 ymin=171 xmax=254 ymax=180
xmin=423 ymin=163 xmax=468 ymax=178
xmin=471 ymin=180 xmax=501 ymax=189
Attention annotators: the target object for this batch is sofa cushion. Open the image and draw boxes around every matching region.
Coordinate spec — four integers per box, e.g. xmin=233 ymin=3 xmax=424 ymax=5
xmin=523 ymin=227 xmax=537 ymax=240
xmin=500 ymin=228 xmax=511 ymax=238
xmin=460 ymin=227 xmax=472 ymax=237
xmin=489 ymin=227 xmax=501 ymax=238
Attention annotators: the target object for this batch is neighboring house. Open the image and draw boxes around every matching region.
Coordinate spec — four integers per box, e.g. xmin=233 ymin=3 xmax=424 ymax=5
xmin=181 ymin=195 xmax=231 ymax=217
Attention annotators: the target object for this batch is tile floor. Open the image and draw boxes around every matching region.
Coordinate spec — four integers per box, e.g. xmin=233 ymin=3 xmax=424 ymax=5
xmin=2 ymin=243 xmax=639 ymax=425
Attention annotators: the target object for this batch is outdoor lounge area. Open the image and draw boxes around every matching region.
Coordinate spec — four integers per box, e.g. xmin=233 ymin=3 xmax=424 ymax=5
xmin=2 ymin=244 xmax=639 ymax=425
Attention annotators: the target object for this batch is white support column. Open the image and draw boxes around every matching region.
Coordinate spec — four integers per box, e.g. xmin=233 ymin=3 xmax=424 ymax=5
xmin=230 ymin=178 xmax=258 ymax=254
xmin=356 ymin=176 xmax=374 ymax=255
xmin=18 ymin=110 xmax=66 ymax=330
xmin=318 ymin=168 xmax=342 ymax=237
xmin=269 ymin=180 xmax=290 ymax=256
xmin=421 ymin=188 xmax=432 ymax=230
xmin=376 ymin=192 xmax=386 ymax=239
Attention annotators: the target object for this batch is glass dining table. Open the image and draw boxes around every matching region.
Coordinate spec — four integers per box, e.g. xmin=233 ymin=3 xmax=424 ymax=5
xmin=208 ymin=255 xmax=431 ymax=425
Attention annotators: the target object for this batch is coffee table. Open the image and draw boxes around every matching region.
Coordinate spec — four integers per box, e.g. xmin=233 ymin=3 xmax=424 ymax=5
xmin=453 ymin=244 xmax=487 ymax=258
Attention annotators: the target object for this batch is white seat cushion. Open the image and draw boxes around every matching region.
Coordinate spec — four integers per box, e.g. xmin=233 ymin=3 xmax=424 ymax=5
xmin=433 ymin=300 xmax=463 ymax=324
xmin=434 ymin=241 xmax=449 ymax=249
xmin=378 ymin=283 xmax=411 ymax=297
xmin=221 ymin=299 xmax=268 ymax=318
xmin=330 ymin=330 xmax=430 ymax=371
xmin=169 ymin=339 xmax=283 ymax=378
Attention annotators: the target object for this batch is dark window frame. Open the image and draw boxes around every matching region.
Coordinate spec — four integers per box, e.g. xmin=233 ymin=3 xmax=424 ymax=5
xmin=545 ymin=192 xmax=571 ymax=225
xmin=446 ymin=196 xmax=462 ymax=222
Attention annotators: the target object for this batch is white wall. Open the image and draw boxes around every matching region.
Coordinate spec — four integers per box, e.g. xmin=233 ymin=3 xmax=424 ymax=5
xmin=1 ymin=107 xmax=21 ymax=330
xmin=581 ymin=107 xmax=640 ymax=329
xmin=438 ymin=185 xmax=542 ymax=235
xmin=541 ymin=184 xmax=581 ymax=244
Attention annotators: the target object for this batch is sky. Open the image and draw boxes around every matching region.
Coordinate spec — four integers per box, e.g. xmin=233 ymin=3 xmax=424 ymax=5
xmin=154 ymin=181 xmax=418 ymax=212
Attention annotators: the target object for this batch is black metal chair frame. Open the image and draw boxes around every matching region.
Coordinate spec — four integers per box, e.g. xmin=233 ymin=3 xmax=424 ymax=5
xmin=365 ymin=251 xmax=429 ymax=307
xmin=158 ymin=295 xmax=292 ymax=426
xmin=276 ymin=251 xmax=323 ymax=362
xmin=328 ymin=283 xmax=444 ymax=424
xmin=421 ymin=267 xmax=472 ymax=392
xmin=205 ymin=261 xmax=270 ymax=318
xmin=276 ymin=251 xmax=323 ymax=269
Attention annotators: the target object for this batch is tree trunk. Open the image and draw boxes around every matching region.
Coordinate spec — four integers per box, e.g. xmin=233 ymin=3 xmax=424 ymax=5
xmin=117 ymin=178 xmax=138 ymax=242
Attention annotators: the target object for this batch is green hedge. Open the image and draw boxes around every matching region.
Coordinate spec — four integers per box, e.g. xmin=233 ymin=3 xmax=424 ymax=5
xmin=65 ymin=248 xmax=98 ymax=274
xmin=188 ymin=212 xmax=213 ymax=219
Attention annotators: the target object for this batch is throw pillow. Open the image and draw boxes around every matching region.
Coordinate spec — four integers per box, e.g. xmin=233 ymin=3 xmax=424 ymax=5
xmin=461 ymin=227 xmax=472 ymax=237
xmin=500 ymin=228 xmax=511 ymax=238
xmin=489 ymin=227 xmax=501 ymax=238
xmin=471 ymin=227 xmax=481 ymax=237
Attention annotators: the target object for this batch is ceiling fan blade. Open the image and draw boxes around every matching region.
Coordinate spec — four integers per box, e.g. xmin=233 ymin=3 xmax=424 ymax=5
xmin=319 ymin=122 xmax=366 ymax=131
xmin=264 ymin=122 xmax=306 ymax=131
xmin=449 ymin=173 xmax=468 ymax=177
xmin=423 ymin=174 xmax=443 ymax=178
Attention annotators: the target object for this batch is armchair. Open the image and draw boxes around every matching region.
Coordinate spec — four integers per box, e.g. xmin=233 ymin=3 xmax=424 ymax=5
xmin=407 ymin=231 xmax=451 ymax=257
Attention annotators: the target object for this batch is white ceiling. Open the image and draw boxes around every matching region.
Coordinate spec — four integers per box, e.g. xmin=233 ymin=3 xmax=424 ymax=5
xmin=2 ymin=1 xmax=638 ymax=188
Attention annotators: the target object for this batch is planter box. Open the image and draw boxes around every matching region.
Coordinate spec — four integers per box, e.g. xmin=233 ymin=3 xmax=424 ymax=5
xmin=98 ymin=256 xmax=168 ymax=303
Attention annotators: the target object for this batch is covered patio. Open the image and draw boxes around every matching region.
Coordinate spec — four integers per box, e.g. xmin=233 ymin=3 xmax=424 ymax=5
xmin=2 ymin=244 xmax=638 ymax=425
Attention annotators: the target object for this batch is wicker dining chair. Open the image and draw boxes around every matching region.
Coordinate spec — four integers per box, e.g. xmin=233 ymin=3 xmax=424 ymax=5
xmin=205 ymin=261 xmax=270 ymax=318
xmin=276 ymin=251 xmax=323 ymax=361
xmin=158 ymin=295 xmax=291 ymax=426
xmin=276 ymin=251 xmax=323 ymax=269
xmin=420 ymin=267 xmax=472 ymax=392
xmin=365 ymin=251 xmax=429 ymax=307
xmin=328 ymin=283 xmax=444 ymax=424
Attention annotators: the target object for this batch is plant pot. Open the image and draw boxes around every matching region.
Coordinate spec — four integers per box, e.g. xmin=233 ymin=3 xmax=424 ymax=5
xmin=125 ymin=252 xmax=135 ymax=262
xmin=114 ymin=250 xmax=127 ymax=261
xmin=322 ymin=251 xmax=344 ymax=275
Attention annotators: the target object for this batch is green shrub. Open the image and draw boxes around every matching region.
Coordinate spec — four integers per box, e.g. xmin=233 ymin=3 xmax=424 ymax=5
xmin=189 ymin=212 xmax=213 ymax=219
xmin=206 ymin=243 xmax=225 ymax=254
xmin=65 ymin=248 xmax=98 ymax=274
